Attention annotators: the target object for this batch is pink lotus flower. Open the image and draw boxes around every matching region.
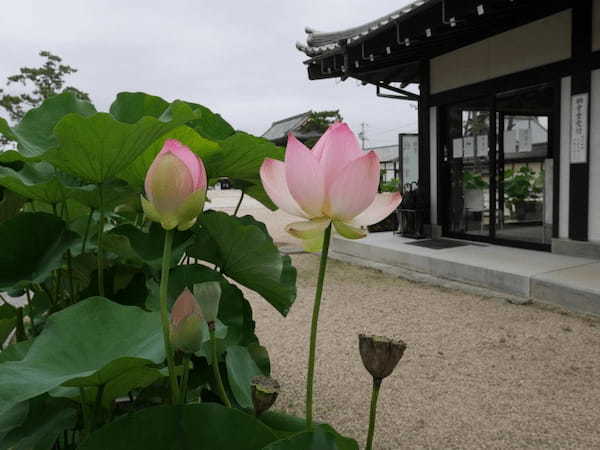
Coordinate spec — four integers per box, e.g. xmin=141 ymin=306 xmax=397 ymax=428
xmin=141 ymin=139 xmax=207 ymax=231
xmin=260 ymin=123 xmax=402 ymax=250
xmin=170 ymin=288 xmax=205 ymax=354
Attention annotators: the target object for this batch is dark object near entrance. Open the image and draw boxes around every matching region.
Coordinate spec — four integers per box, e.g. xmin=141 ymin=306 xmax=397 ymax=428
xmin=406 ymin=239 xmax=472 ymax=250
xmin=397 ymin=183 xmax=427 ymax=238
xmin=367 ymin=210 xmax=399 ymax=233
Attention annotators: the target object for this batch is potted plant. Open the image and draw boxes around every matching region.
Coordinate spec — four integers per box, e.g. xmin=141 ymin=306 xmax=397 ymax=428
xmin=503 ymin=167 xmax=542 ymax=221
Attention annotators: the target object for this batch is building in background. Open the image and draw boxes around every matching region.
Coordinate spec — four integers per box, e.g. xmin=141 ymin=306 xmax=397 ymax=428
xmin=297 ymin=0 xmax=600 ymax=257
xmin=262 ymin=111 xmax=323 ymax=147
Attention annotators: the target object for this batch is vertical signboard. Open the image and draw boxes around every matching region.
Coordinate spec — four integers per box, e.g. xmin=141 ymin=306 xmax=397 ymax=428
xmin=570 ymin=93 xmax=589 ymax=164
xmin=399 ymin=134 xmax=419 ymax=187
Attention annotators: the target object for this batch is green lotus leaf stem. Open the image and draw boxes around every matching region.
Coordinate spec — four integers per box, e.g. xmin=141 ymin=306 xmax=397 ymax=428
xmin=179 ymin=353 xmax=191 ymax=404
xmin=97 ymin=184 xmax=105 ymax=296
xmin=305 ymin=222 xmax=332 ymax=428
xmin=92 ymin=384 xmax=105 ymax=431
xmin=81 ymin=208 xmax=94 ymax=254
xmin=233 ymin=190 xmax=245 ymax=216
xmin=365 ymin=378 xmax=382 ymax=450
xmin=159 ymin=229 xmax=179 ymax=404
xmin=209 ymin=324 xmax=231 ymax=408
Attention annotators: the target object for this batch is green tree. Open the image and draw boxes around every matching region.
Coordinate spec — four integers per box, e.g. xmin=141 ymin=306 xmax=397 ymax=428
xmin=0 ymin=50 xmax=90 ymax=123
xmin=298 ymin=110 xmax=343 ymax=148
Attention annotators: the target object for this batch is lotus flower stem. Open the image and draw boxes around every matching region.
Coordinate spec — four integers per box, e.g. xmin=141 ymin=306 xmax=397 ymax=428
xmin=365 ymin=378 xmax=382 ymax=450
xmin=91 ymin=384 xmax=105 ymax=431
xmin=305 ymin=222 xmax=332 ymax=428
xmin=159 ymin=229 xmax=179 ymax=403
xmin=97 ymin=185 xmax=105 ymax=297
xmin=79 ymin=387 xmax=91 ymax=437
xmin=179 ymin=353 xmax=191 ymax=404
xmin=233 ymin=190 xmax=245 ymax=216
xmin=209 ymin=325 xmax=231 ymax=407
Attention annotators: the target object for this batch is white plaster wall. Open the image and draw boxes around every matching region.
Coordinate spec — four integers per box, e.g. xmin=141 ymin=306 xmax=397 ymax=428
xmin=429 ymin=106 xmax=438 ymax=225
xmin=560 ymin=77 xmax=571 ymax=239
xmin=589 ymin=70 xmax=600 ymax=241
xmin=431 ymin=10 xmax=572 ymax=94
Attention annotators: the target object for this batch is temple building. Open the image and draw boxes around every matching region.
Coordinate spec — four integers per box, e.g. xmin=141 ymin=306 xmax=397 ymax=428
xmin=297 ymin=0 xmax=600 ymax=257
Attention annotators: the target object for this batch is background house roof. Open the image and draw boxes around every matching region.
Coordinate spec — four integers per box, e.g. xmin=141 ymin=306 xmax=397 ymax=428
xmin=262 ymin=111 xmax=322 ymax=145
xmin=368 ymin=144 xmax=399 ymax=163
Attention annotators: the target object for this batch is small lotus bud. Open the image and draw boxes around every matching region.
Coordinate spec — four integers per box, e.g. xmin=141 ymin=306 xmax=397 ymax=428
xmin=251 ymin=375 xmax=280 ymax=415
xmin=170 ymin=288 xmax=205 ymax=353
xmin=193 ymin=281 xmax=221 ymax=324
xmin=359 ymin=334 xmax=407 ymax=381
xmin=141 ymin=139 xmax=207 ymax=231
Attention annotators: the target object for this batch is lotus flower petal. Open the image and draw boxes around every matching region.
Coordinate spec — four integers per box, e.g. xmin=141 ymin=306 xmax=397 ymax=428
xmin=285 ymin=218 xmax=331 ymax=240
xmin=333 ymin=220 xmax=367 ymax=239
xmin=313 ymin=123 xmax=364 ymax=186
xmin=326 ymin=151 xmax=380 ymax=221
xmin=353 ymin=192 xmax=403 ymax=226
xmin=260 ymin=158 xmax=308 ymax=218
xmin=285 ymin=134 xmax=325 ymax=217
xmin=170 ymin=288 xmax=202 ymax=328
xmin=159 ymin=139 xmax=206 ymax=191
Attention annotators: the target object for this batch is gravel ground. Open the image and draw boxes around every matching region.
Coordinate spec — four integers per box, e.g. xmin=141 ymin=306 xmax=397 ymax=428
xmin=214 ymin=190 xmax=600 ymax=449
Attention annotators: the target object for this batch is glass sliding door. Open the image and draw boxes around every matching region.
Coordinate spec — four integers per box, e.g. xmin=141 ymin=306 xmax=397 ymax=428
xmin=495 ymin=85 xmax=554 ymax=245
xmin=441 ymin=84 xmax=554 ymax=249
xmin=443 ymin=98 xmax=492 ymax=239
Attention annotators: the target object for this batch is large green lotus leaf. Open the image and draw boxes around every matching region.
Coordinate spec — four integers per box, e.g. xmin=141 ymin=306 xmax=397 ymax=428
xmin=188 ymin=211 xmax=296 ymax=316
xmin=99 ymin=366 xmax=164 ymax=409
xmin=0 ymin=162 xmax=70 ymax=204
xmin=0 ymin=92 xmax=96 ymax=160
xmin=231 ymin=177 xmax=278 ymax=211
xmin=0 ymin=400 xmax=28 ymax=438
xmin=46 ymin=100 xmax=199 ymax=183
xmin=226 ymin=345 xmax=263 ymax=410
xmin=104 ymin=223 xmax=193 ymax=270
xmin=67 ymin=179 xmax=137 ymax=210
xmin=258 ymin=412 xmax=359 ymax=450
xmin=0 ymin=395 xmax=77 ymax=450
xmin=184 ymin=101 xmax=235 ymax=141
xmin=261 ymin=426 xmax=342 ymax=450
xmin=206 ymin=132 xmax=284 ymax=182
xmin=0 ymin=212 xmax=79 ymax=289
xmin=145 ymin=264 xmax=256 ymax=347
xmin=80 ymin=404 xmax=277 ymax=450
xmin=0 ymin=297 xmax=164 ymax=416
xmin=0 ymin=340 xmax=32 ymax=363
xmin=109 ymin=92 xmax=171 ymax=123
xmin=0 ymin=303 xmax=17 ymax=345
xmin=0 ymin=189 xmax=26 ymax=222
xmin=118 ymin=125 xmax=220 ymax=191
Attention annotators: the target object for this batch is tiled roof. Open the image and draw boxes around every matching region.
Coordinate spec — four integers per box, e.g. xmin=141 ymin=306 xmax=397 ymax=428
xmin=262 ymin=112 xmax=312 ymax=142
xmin=296 ymin=0 xmax=435 ymax=57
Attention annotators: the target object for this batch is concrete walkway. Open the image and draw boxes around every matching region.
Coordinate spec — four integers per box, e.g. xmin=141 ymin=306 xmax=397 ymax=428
xmin=331 ymin=232 xmax=600 ymax=316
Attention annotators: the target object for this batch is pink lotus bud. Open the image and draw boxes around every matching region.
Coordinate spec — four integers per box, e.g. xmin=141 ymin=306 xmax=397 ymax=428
xmin=259 ymin=123 xmax=402 ymax=250
xmin=141 ymin=139 xmax=207 ymax=231
xmin=170 ymin=288 xmax=205 ymax=354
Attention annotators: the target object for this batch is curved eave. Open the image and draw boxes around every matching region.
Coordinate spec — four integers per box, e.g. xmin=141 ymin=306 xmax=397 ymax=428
xmin=298 ymin=0 xmax=438 ymax=58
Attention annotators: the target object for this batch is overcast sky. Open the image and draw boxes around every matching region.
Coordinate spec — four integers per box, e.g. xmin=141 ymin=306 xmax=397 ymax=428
xmin=1 ymin=0 xmax=418 ymax=148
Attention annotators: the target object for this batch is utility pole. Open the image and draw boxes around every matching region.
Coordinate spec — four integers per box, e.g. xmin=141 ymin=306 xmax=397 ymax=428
xmin=358 ymin=122 xmax=368 ymax=150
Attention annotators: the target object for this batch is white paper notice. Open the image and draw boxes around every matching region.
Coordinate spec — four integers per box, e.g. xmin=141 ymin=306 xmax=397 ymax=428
xmin=476 ymin=134 xmax=488 ymax=157
xmin=504 ymin=130 xmax=517 ymax=153
xmin=452 ymin=138 xmax=463 ymax=159
xmin=571 ymin=93 xmax=588 ymax=164
xmin=518 ymin=129 xmax=532 ymax=153
xmin=463 ymin=137 xmax=475 ymax=158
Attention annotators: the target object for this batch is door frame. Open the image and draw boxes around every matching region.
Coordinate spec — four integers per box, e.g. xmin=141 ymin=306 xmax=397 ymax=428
xmin=437 ymin=84 xmax=558 ymax=251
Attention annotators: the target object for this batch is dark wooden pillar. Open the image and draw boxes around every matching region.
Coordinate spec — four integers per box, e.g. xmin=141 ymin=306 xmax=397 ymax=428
xmin=418 ymin=59 xmax=431 ymax=223
xmin=569 ymin=0 xmax=592 ymax=241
